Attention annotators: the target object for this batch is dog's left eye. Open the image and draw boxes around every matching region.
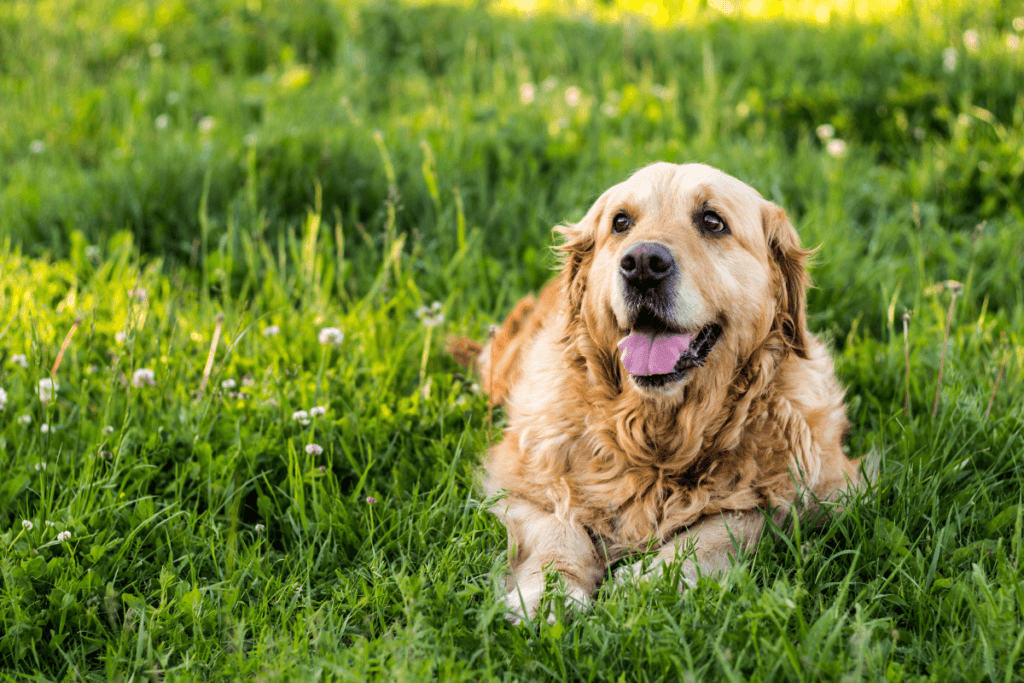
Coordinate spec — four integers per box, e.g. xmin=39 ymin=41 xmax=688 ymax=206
xmin=700 ymin=211 xmax=729 ymax=235
xmin=612 ymin=213 xmax=632 ymax=234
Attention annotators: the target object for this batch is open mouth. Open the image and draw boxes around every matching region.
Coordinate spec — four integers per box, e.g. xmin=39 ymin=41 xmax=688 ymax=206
xmin=617 ymin=309 xmax=722 ymax=389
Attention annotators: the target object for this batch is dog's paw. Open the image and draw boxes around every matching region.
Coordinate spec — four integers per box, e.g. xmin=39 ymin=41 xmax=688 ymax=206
xmin=549 ymin=583 xmax=592 ymax=624
xmin=502 ymin=577 xmax=591 ymax=625
xmin=611 ymin=558 xmax=658 ymax=587
xmin=612 ymin=558 xmax=697 ymax=591
xmin=502 ymin=578 xmax=545 ymax=625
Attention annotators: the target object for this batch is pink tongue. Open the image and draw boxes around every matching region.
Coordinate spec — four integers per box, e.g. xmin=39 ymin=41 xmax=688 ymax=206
xmin=617 ymin=330 xmax=695 ymax=376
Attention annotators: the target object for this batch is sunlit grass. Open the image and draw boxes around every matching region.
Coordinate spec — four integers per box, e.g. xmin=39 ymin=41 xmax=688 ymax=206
xmin=419 ymin=0 xmax=991 ymax=26
xmin=1 ymin=0 xmax=1023 ymax=679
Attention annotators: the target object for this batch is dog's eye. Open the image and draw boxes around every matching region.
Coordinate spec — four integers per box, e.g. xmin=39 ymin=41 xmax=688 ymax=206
xmin=700 ymin=211 xmax=729 ymax=235
xmin=612 ymin=213 xmax=632 ymax=234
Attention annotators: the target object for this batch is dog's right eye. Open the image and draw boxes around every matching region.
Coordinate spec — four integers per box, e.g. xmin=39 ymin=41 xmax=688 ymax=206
xmin=612 ymin=213 xmax=632 ymax=234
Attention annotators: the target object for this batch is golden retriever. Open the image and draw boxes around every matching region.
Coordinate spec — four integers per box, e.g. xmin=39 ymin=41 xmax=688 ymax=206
xmin=451 ymin=162 xmax=860 ymax=622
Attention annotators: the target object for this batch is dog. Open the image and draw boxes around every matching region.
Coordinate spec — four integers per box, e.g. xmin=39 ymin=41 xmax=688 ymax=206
xmin=450 ymin=162 xmax=861 ymax=622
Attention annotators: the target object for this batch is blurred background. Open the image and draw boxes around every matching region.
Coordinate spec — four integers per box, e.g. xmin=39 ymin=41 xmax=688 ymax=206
xmin=2 ymin=0 xmax=1023 ymax=337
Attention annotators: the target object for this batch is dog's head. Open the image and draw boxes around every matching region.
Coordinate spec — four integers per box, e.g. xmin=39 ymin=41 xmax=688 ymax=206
xmin=557 ymin=162 xmax=811 ymax=401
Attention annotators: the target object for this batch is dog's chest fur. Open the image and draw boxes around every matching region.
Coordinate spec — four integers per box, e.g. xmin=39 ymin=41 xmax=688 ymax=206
xmin=486 ymin=323 xmax=822 ymax=555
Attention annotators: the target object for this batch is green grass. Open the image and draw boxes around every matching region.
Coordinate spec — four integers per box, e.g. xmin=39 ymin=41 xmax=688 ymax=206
xmin=1 ymin=0 xmax=1023 ymax=680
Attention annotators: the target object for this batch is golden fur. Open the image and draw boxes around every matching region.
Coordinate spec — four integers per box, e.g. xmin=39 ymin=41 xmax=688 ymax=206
xmin=452 ymin=163 xmax=860 ymax=621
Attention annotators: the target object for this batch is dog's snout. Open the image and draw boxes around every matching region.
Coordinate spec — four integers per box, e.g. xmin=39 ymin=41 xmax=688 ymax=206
xmin=620 ymin=242 xmax=676 ymax=289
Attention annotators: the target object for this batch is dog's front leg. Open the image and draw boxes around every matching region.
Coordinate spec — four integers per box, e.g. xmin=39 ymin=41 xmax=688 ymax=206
xmin=496 ymin=497 xmax=604 ymax=623
xmin=615 ymin=509 xmax=771 ymax=589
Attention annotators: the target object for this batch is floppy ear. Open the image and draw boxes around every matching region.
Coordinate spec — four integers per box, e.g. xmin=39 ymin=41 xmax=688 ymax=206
xmin=554 ymin=193 xmax=607 ymax=313
xmin=762 ymin=202 xmax=813 ymax=359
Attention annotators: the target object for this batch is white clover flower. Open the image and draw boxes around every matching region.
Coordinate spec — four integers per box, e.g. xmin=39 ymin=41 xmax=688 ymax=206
xmin=11 ymin=354 xmax=28 ymax=368
xmin=416 ymin=302 xmax=444 ymax=328
xmin=221 ymin=378 xmax=237 ymax=390
xmin=115 ymin=331 xmax=127 ymax=343
xmin=85 ymin=245 xmax=101 ymax=261
xmin=29 ymin=140 xmax=46 ymax=154
xmin=34 ymin=462 xmax=47 ymax=471
xmin=166 ymin=91 xmax=180 ymax=105
xmin=310 ymin=405 xmax=327 ymax=417
xmin=198 ymin=116 xmax=216 ymax=133
xmin=22 ymin=520 xmax=33 ymax=531
xmin=519 ymin=83 xmax=536 ymax=104
xmin=943 ymin=47 xmax=958 ymax=72
xmin=1007 ymin=34 xmax=1021 ymax=51
xmin=40 ymin=423 xmax=50 ymax=433
xmin=38 ymin=378 xmax=58 ymax=403
xmin=1015 ymin=17 xmax=1024 ymax=32
xmin=541 ymin=77 xmax=557 ymax=92
xmin=244 ymin=133 xmax=259 ymax=147
xmin=826 ymin=139 xmax=848 ymax=158
xmin=602 ymin=103 xmax=617 ymax=117
xmin=102 ymin=426 xmax=115 ymax=435
xmin=45 ymin=521 xmax=54 ymax=527
xmin=128 ymin=288 xmax=147 ymax=302
xmin=292 ymin=410 xmax=311 ymax=426
xmin=18 ymin=414 xmax=32 ymax=426
xmin=262 ymin=325 xmax=281 ymax=337
xmin=565 ymin=86 xmax=581 ymax=107
xmin=132 ymin=368 xmax=156 ymax=387
xmin=318 ymin=327 xmax=344 ymax=345
xmin=305 ymin=443 xmax=324 ymax=456
xmin=0 ymin=387 xmax=7 ymax=411
xmin=57 ymin=531 xmax=71 ymax=543
xmin=255 ymin=523 xmax=265 ymax=533
xmin=155 ymin=113 xmax=170 ymax=130
xmin=963 ymin=29 xmax=980 ymax=53
xmin=815 ymin=124 xmax=835 ymax=141
xmin=148 ymin=42 xmax=164 ymax=58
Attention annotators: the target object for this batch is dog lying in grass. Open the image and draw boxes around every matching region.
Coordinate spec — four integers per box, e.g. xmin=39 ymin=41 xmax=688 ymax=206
xmin=451 ymin=162 xmax=861 ymax=622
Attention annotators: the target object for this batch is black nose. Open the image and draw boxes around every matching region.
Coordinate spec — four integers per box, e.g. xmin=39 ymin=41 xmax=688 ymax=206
xmin=620 ymin=242 xmax=676 ymax=290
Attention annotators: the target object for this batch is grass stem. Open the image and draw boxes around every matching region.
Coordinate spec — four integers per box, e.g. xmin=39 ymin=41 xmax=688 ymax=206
xmin=932 ymin=284 xmax=960 ymax=418
xmin=199 ymin=313 xmax=224 ymax=396
xmin=902 ymin=311 xmax=911 ymax=417
xmin=419 ymin=325 xmax=434 ymax=386
xmin=51 ymin=316 xmax=81 ymax=377
xmin=985 ymin=345 xmax=1007 ymax=421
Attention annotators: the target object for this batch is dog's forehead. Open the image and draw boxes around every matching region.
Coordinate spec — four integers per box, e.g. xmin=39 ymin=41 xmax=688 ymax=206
xmin=615 ymin=163 xmax=763 ymax=214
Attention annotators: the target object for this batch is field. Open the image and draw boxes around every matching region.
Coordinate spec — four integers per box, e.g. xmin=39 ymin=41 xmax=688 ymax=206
xmin=1 ymin=0 xmax=1024 ymax=679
